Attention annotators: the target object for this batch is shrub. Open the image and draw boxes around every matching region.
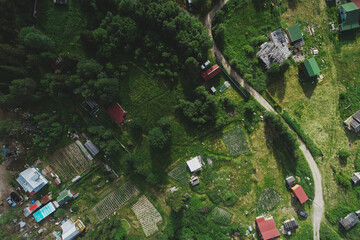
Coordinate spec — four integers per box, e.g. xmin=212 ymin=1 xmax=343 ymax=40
xmin=338 ymin=149 xmax=350 ymax=162
xmin=334 ymin=171 xmax=351 ymax=188
xmin=54 ymin=208 xmax=66 ymax=218
xmin=355 ymin=148 xmax=360 ymax=171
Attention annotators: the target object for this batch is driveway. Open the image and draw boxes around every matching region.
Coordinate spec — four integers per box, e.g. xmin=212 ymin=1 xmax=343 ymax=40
xmin=203 ymin=1 xmax=324 ymax=239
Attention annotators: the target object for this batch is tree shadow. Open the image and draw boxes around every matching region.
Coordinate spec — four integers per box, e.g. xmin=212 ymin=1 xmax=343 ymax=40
xmin=150 ymin=145 xmax=173 ymax=183
xmin=288 ymin=0 xmax=298 ymax=10
xmin=267 ymin=75 xmax=287 ymax=103
xmin=298 ymin=67 xmax=317 ymax=99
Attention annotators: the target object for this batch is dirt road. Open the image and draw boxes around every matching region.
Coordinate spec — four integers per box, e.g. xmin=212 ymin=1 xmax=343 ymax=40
xmin=203 ymin=1 xmax=324 ymax=239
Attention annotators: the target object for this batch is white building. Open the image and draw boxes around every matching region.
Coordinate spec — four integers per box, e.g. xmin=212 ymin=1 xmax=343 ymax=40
xmin=61 ymin=218 xmax=85 ymax=240
xmin=186 ymin=156 xmax=203 ymax=173
xmin=16 ymin=168 xmax=48 ymax=195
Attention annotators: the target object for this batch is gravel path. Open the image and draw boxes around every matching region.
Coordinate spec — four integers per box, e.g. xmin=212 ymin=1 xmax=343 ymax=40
xmin=203 ymin=2 xmax=324 ymax=239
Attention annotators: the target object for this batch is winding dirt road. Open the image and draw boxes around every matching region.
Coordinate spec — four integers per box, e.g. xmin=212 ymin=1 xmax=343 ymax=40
xmin=203 ymin=1 xmax=324 ymax=239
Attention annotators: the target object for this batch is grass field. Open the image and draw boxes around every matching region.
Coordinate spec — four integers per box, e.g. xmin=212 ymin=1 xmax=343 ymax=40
xmin=211 ymin=207 xmax=233 ymax=226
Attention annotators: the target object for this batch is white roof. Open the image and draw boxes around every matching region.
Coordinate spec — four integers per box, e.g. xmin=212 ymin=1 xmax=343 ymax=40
xmin=186 ymin=156 xmax=203 ymax=172
xmin=16 ymin=168 xmax=48 ymax=193
xmin=61 ymin=219 xmax=85 ymax=240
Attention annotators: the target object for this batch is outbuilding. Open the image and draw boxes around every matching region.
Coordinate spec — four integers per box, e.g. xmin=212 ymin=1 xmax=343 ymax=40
xmin=302 ymin=58 xmax=320 ymax=78
xmin=283 ymin=218 xmax=298 ymax=233
xmin=291 ymin=184 xmax=309 ymax=204
xmin=84 ymin=140 xmax=99 ymax=156
xmin=286 ymin=24 xmax=305 ymax=47
xmin=107 ymin=102 xmax=127 ymax=124
xmin=339 ymin=2 xmax=360 ymax=31
xmin=201 ymin=64 xmax=221 ymax=81
xmin=255 ymin=216 xmax=280 ymax=240
xmin=339 ymin=213 xmax=359 ymax=231
xmin=351 ymin=172 xmax=360 ymax=185
xmin=285 ymin=176 xmax=297 ymax=187
xmin=186 ymin=156 xmax=203 ymax=173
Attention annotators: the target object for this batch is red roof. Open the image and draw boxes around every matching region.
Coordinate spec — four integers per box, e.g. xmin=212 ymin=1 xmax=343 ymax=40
xmin=256 ymin=216 xmax=280 ymax=240
xmin=29 ymin=204 xmax=38 ymax=211
xmin=107 ymin=103 xmax=127 ymax=124
xmin=201 ymin=64 xmax=221 ymax=81
xmin=353 ymin=0 xmax=360 ymax=8
xmin=291 ymin=184 xmax=309 ymax=204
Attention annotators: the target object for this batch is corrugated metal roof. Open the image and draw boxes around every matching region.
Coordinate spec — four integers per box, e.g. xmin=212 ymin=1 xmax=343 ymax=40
xmin=33 ymin=202 xmax=56 ymax=222
xmin=287 ymin=24 xmax=302 ymax=42
xmin=303 ymin=58 xmax=320 ymax=77
xmin=342 ymin=2 xmax=359 ymax=12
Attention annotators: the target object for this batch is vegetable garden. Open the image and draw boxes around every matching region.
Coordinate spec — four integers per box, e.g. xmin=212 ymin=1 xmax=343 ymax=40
xmin=168 ymin=161 xmax=189 ymax=186
xmin=210 ymin=207 xmax=233 ymax=226
xmin=257 ymin=187 xmax=281 ymax=212
xmin=223 ymin=125 xmax=249 ymax=156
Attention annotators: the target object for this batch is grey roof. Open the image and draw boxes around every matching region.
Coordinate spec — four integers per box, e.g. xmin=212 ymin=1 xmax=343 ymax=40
xmin=16 ymin=168 xmax=48 ymax=193
xmin=284 ymin=218 xmax=298 ymax=231
xmin=84 ymin=140 xmax=99 ymax=156
xmin=353 ymin=110 xmax=360 ymax=122
xmin=285 ymin=176 xmax=296 ymax=186
xmin=339 ymin=213 xmax=359 ymax=230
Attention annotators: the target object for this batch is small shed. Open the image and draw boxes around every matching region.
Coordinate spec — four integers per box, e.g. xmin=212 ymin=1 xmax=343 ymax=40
xmin=81 ymin=100 xmax=99 ymax=116
xmin=339 ymin=2 xmax=360 ymax=31
xmin=255 ymin=216 xmax=280 ymax=240
xmin=57 ymin=189 xmax=74 ymax=206
xmin=283 ymin=218 xmax=298 ymax=233
xmin=186 ymin=156 xmax=203 ymax=173
xmin=190 ymin=176 xmax=199 ymax=186
xmin=345 ymin=110 xmax=360 ymax=133
xmin=285 ymin=176 xmax=297 ymax=187
xmin=24 ymin=200 xmax=42 ymax=217
xmin=339 ymin=213 xmax=359 ymax=231
xmin=84 ymin=140 xmax=99 ymax=156
xmin=287 ymin=24 xmax=304 ymax=47
xmin=302 ymin=58 xmax=320 ymax=78
xmin=351 ymin=172 xmax=360 ymax=185
xmin=210 ymin=87 xmax=216 ymax=94
xmin=107 ymin=102 xmax=127 ymax=124
xmin=201 ymin=64 xmax=221 ymax=81
xmin=291 ymin=184 xmax=309 ymax=204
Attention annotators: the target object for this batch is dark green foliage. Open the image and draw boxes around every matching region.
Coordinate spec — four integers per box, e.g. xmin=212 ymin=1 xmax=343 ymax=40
xmin=40 ymin=73 xmax=70 ymax=98
xmin=54 ymin=208 xmax=66 ymax=218
xmin=355 ymin=148 xmax=360 ymax=172
xmin=320 ymin=222 xmax=342 ymax=240
xmin=2 ymin=78 xmax=37 ymax=106
xmin=220 ymin=97 xmax=236 ymax=112
xmin=338 ymin=149 xmax=350 ymax=162
xmin=33 ymin=113 xmax=65 ymax=148
xmin=81 ymin=216 xmax=130 ymax=240
xmin=166 ymin=189 xmax=186 ymax=212
xmin=334 ymin=171 xmax=351 ymax=189
xmin=0 ymin=119 xmax=21 ymax=138
xmin=177 ymin=86 xmax=218 ymax=125
xmin=148 ymin=117 xmax=172 ymax=149
xmin=326 ymin=204 xmax=354 ymax=224
xmin=24 ymin=32 xmax=55 ymax=52
xmin=87 ymin=125 xmax=121 ymax=157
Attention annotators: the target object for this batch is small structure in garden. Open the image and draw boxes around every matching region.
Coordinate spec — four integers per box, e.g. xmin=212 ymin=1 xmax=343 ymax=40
xmin=33 ymin=201 xmax=59 ymax=223
xmin=351 ymin=172 xmax=360 ymax=185
xmin=338 ymin=2 xmax=360 ymax=31
xmin=40 ymin=193 xmax=52 ymax=205
xmin=286 ymin=24 xmax=305 ymax=48
xmin=285 ymin=176 xmax=297 ymax=188
xmin=356 ymin=210 xmax=360 ymax=217
xmin=107 ymin=102 xmax=127 ymax=124
xmin=186 ymin=156 xmax=203 ymax=173
xmin=210 ymin=86 xmax=216 ymax=94
xmin=81 ymin=100 xmax=99 ymax=116
xmin=344 ymin=110 xmax=360 ymax=133
xmin=282 ymin=218 xmax=298 ymax=235
xmin=201 ymin=64 xmax=221 ymax=81
xmin=53 ymin=0 xmax=67 ymax=4
xmin=84 ymin=140 xmax=99 ymax=156
xmin=302 ymin=58 xmax=320 ymax=78
xmin=291 ymin=184 xmax=309 ymax=204
xmin=57 ymin=189 xmax=74 ymax=206
xmin=255 ymin=216 xmax=280 ymax=240
xmin=190 ymin=176 xmax=200 ymax=186
xmin=256 ymin=28 xmax=291 ymax=69
xmin=24 ymin=200 xmax=42 ymax=217
xmin=16 ymin=168 xmax=49 ymax=195
xmin=220 ymin=81 xmax=231 ymax=92
xmin=339 ymin=212 xmax=359 ymax=231
xmin=169 ymin=187 xmax=179 ymax=193
xmin=61 ymin=218 xmax=85 ymax=240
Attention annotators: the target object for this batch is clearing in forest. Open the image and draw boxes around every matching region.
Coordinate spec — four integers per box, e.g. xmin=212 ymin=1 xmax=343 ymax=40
xmin=223 ymin=125 xmax=249 ymax=156
xmin=211 ymin=207 xmax=233 ymax=226
xmin=93 ymin=181 xmax=139 ymax=221
xmin=131 ymin=195 xmax=162 ymax=237
xmin=48 ymin=142 xmax=91 ymax=181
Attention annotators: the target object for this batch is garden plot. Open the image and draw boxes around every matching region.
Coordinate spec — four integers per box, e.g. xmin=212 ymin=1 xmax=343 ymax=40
xmin=223 ymin=125 xmax=249 ymax=156
xmin=257 ymin=188 xmax=281 ymax=212
xmin=211 ymin=207 xmax=233 ymax=226
xmin=131 ymin=195 xmax=162 ymax=237
xmin=168 ymin=161 xmax=188 ymax=186
xmin=94 ymin=181 xmax=139 ymax=220
xmin=48 ymin=142 xmax=91 ymax=181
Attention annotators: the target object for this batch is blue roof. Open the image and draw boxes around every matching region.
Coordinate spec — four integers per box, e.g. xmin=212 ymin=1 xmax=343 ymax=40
xmin=33 ymin=202 xmax=56 ymax=222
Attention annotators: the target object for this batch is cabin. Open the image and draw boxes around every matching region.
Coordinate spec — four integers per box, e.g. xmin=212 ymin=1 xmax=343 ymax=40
xmin=23 ymin=200 xmax=42 ymax=217
xmin=286 ymin=24 xmax=305 ymax=48
xmin=61 ymin=218 xmax=85 ymax=240
xmin=339 ymin=213 xmax=359 ymax=231
xmin=16 ymin=168 xmax=48 ymax=195
xmin=33 ymin=201 xmax=59 ymax=223
xmin=201 ymin=64 xmax=221 ymax=81
xmin=84 ymin=140 xmax=99 ymax=156
xmin=351 ymin=172 xmax=360 ymax=185
xmin=107 ymin=102 xmax=127 ymax=124
xmin=344 ymin=110 xmax=360 ymax=133
xmin=285 ymin=176 xmax=297 ymax=188
xmin=190 ymin=176 xmax=200 ymax=186
xmin=291 ymin=184 xmax=309 ymax=204
xmin=57 ymin=189 xmax=74 ymax=206
xmin=302 ymin=58 xmax=320 ymax=78
xmin=257 ymin=28 xmax=291 ymax=69
xmin=255 ymin=216 xmax=280 ymax=240
xmin=283 ymin=218 xmax=298 ymax=235
xmin=339 ymin=2 xmax=360 ymax=31
xmin=186 ymin=156 xmax=203 ymax=173
xmin=81 ymin=100 xmax=99 ymax=116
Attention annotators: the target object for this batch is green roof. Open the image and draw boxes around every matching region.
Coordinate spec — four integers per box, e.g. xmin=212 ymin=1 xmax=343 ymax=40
xmin=342 ymin=2 xmax=359 ymax=12
xmin=303 ymin=58 xmax=320 ymax=77
xmin=287 ymin=24 xmax=303 ymax=42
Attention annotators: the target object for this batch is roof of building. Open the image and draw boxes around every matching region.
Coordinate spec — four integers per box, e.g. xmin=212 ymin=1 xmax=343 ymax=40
xmin=201 ymin=64 xmax=221 ymax=81
xmin=256 ymin=216 xmax=280 ymax=240
xmin=107 ymin=102 xmax=127 ymax=124
xmin=353 ymin=0 xmax=360 ymax=8
xmin=33 ymin=202 xmax=56 ymax=222
xmin=186 ymin=156 xmax=203 ymax=172
xmin=291 ymin=184 xmax=309 ymax=204
xmin=40 ymin=194 xmax=52 ymax=205
xmin=284 ymin=218 xmax=299 ymax=231
xmin=84 ymin=140 xmax=99 ymax=156
xmin=287 ymin=24 xmax=303 ymax=42
xmin=285 ymin=176 xmax=297 ymax=186
xmin=339 ymin=213 xmax=359 ymax=230
xmin=342 ymin=2 xmax=359 ymax=12
xmin=16 ymin=168 xmax=48 ymax=194
xmin=81 ymin=100 xmax=99 ymax=114
xmin=57 ymin=190 xmax=73 ymax=205
xmin=24 ymin=200 xmax=42 ymax=217
xmin=303 ymin=58 xmax=320 ymax=77
xmin=61 ymin=219 xmax=85 ymax=240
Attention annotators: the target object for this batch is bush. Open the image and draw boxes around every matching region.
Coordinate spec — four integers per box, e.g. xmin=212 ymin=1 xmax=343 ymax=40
xmin=54 ymin=208 xmax=66 ymax=218
xmin=334 ymin=171 xmax=351 ymax=188
xmin=339 ymin=149 xmax=350 ymax=162
xmin=355 ymin=148 xmax=360 ymax=171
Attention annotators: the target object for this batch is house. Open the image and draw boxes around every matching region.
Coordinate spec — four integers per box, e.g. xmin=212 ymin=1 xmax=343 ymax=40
xmin=186 ymin=156 xmax=203 ymax=173
xmin=81 ymin=100 xmax=99 ymax=116
xmin=61 ymin=218 xmax=85 ymax=240
xmin=351 ymin=172 xmax=360 ymax=185
xmin=257 ymin=28 xmax=291 ymax=69
xmin=33 ymin=201 xmax=59 ymax=223
xmin=339 ymin=213 xmax=359 ymax=231
xmin=23 ymin=200 xmax=42 ymax=217
xmin=291 ymin=184 xmax=309 ymax=204
xmin=302 ymin=58 xmax=320 ymax=78
xmin=283 ymin=218 xmax=298 ymax=234
xmin=285 ymin=176 xmax=297 ymax=187
xmin=201 ymin=64 xmax=221 ymax=81
xmin=84 ymin=140 xmax=99 ymax=156
xmin=57 ymin=189 xmax=74 ymax=206
xmin=107 ymin=102 xmax=127 ymax=124
xmin=255 ymin=216 xmax=280 ymax=240
xmin=286 ymin=24 xmax=305 ymax=48
xmin=53 ymin=0 xmax=67 ymax=4
xmin=16 ymin=168 xmax=49 ymax=195
xmin=339 ymin=2 xmax=360 ymax=31
xmin=190 ymin=176 xmax=200 ymax=186
xmin=344 ymin=110 xmax=360 ymax=133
